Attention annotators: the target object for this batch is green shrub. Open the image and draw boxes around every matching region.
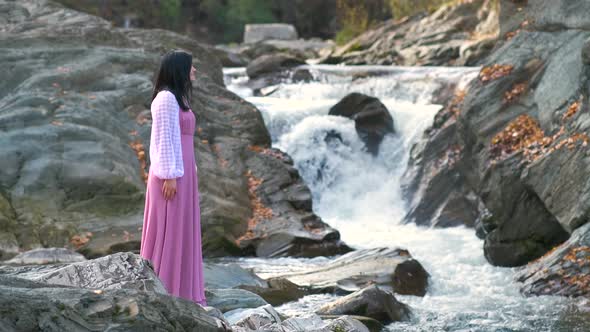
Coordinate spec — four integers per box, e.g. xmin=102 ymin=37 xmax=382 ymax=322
xmin=334 ymin=0 xmax=372 ymax=45
xmin=387 ymin=0 xmax=457 ymax=19
xmin=160 ymin=0 xmax=181 ymax=20
xmin=202 ymin=0 xmax=276 ymax=42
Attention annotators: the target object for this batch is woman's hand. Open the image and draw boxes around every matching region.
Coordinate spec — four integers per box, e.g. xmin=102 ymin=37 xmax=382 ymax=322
xmin=162 ymin=179 xmax=177 ymax=200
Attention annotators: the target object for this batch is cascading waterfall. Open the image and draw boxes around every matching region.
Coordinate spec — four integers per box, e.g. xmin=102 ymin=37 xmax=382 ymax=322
xmin=223 ymin=65 xmax=582 ymax=331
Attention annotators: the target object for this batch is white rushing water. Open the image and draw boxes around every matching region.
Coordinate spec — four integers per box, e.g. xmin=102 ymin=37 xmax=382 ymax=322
xmin=223 ymin=65 xmax=584 ymax=332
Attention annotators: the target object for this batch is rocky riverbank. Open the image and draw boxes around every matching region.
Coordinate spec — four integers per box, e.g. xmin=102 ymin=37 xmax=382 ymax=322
xmin=215 ymin=0 xmax=499 ymax=71
xmin=0 ymin=247 xmax=427 ymax=331
xmin=0 ymin=0 xmax=349 ymax=260
xmin=3 ymin=0 xmax=590 ymax=329
xmin=401 ymin=0 xmax=590 ymax=291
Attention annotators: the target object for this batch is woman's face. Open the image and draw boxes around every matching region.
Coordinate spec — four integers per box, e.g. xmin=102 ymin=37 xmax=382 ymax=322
xmin=190 ymin=65 xmax=196 ymax=81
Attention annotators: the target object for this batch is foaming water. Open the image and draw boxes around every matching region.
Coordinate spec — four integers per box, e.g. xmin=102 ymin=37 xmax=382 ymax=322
xmin=223 ymin=65 xmax=583 ymax=331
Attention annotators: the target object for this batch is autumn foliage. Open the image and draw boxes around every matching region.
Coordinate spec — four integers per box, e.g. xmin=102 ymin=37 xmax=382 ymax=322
xmin=248 ymin=145 xmax=288 ymax=160
xmin=128 ymin=135 xmax=148 ymax=183
xmin=490 ymin=114 xmax=545 ymax=159
xmin=504 ymin=19 xmax=530 ymax=41
xmin=490 ymin=114 xmax=589 ymax=163
xmin=503 ymin=83 xmax=527 ymax=104
xmin=562 ymin=101 xmax=581 ymax=121
xmin=449 ymin=89 xmax=466 ymax=117
xmin=70 ymin=232 xmax=93 ymax=248
xmin=558 ymin=246 xmax=590 ymax=294
xmin=479 ymin=64 xmax=514 ymax=83
xmin=237 ymin=169 xmax=274 ymax=242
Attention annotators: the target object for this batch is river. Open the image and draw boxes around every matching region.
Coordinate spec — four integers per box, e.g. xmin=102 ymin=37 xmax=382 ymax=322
xmin=222 ymin=65 xmax=585 ymax=332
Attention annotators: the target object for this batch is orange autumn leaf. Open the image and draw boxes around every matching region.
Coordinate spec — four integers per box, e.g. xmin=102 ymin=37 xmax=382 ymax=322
xmin=128 ymin=140 xmax=148 ymax=183
xmin=562 ymin=101 xmax=581 ymax=121
xmin=479 ymin=64 xmax=514 ymax=83
xmin=236 ymin=169 xmax=274 ymax=243
xmin=504 ymin=83 xmax=527 ymax=104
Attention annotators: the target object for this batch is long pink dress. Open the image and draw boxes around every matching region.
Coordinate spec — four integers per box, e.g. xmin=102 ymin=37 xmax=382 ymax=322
xmin=140 ymin=106 xmax=207 ymax=306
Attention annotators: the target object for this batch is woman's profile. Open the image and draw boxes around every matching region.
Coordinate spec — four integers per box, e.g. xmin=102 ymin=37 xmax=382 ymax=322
xmin=140 ymin=49 xmax=206 ymax=306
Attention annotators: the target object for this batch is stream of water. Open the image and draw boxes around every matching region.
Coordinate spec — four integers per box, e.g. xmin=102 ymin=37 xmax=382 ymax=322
xmin=222 ymin=65 xmax=586 ymax=332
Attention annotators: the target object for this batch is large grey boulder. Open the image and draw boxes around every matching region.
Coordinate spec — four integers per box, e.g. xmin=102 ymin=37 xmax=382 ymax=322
xmin=0 ymin=0 xmax=350 ymax=260
xmin=244 ymin=24 xmax=298 ymax=44
xmin=226 ymin=305 xmax=370 ymax=332
xmin=401 ymin=0 xmax=590 ymax=268
xmin=401 ymin=89 xmax=483 ymax=228
xmin=457 ymin=2 xmax=590 ymax=266
xmin=0 ymin=251 xmax=167 ymax=293
xmin=0 ymin=252 xmax=230 ymax=331
xmin=282 ymin=314 xmax=370 ymax=332
xmin=273 ymin=247 xmax=429 ymax=296
xmin=0 ymin=276 xmax=227 ymax=332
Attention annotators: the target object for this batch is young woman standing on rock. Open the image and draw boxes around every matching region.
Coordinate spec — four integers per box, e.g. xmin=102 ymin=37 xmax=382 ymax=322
xmin=140 ymin=50 xmax=206 ymax=306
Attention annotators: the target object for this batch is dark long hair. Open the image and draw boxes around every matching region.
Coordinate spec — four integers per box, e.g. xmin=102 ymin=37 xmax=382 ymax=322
xmin=151 ymin=50 xmax=192 ymax=111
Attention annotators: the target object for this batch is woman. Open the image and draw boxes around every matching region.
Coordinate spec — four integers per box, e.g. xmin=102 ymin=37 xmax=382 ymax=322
xmin=140 ymin=50 xmax=206 ymax=306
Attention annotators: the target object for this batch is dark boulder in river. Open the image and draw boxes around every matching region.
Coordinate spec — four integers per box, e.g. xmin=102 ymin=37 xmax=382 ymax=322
xmin=329 ymin=93 xmax=395 ymax=155
xmin=316 ymin=285 xmax=412 ymax=323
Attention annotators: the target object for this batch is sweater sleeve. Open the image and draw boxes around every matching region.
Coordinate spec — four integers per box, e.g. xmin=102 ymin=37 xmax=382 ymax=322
xmin=149 ymin=90 xmax=184 ymax=179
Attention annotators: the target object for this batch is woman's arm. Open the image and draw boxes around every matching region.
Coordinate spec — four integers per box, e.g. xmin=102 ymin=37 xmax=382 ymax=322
xmin=150 ymin=91 xmax=184 ymax=181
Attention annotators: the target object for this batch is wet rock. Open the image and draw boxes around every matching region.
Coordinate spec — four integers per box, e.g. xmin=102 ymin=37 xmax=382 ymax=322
xmin=238 ymin=148 xmax=353 ymax=258
xmin=401 ymin=107 xmax=481 ymax=228
xmin=239 ymin=277 xmax=308 ymax=306
xmin=318 ymin=315 xmax=383 ymax=332
xmin=246 ymin=53 xmax=306 ymax=80
xmin=204 ymin=263 xmax=267 ymax=289
xmin=210 ymin=47 xmax=249 ymax=67
xmin=321 ymin=0 xmax=499 ymax=66
xmin=227 ymin=306 xmax=370 ymax=332
xmin=282 ymin=314 xmax=370 ymax=332
xmin=0 ymin=0 xmax=346 ymax=260
xmin=0 ymin=251 xmax=167 ymax=293
xmin=316 ymin=285 xmax=411 ymax=323
xmin=225 ymin=304 xmax=283 ymax=329
xmin=2 ymin=247 xmax=87 ymax=265
xmin=206 ymin=288 xmax=269 ymax=313
xmin=274 ymin=247 xmax=429 ymax=296
xmin=391 ymin=259 xmax=430 ymax=296
xmin=204 ymin=263 xmax=308 ymax=306
xmin=516 ymin=222 xmax=590 ymax=297
xmin=479 ymin=155 xmax=570 ymax=267
xmin=245 ymin=53 xmax=307 ymax=95
xmin=329 ymin=93 xmax=395 ymax=155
